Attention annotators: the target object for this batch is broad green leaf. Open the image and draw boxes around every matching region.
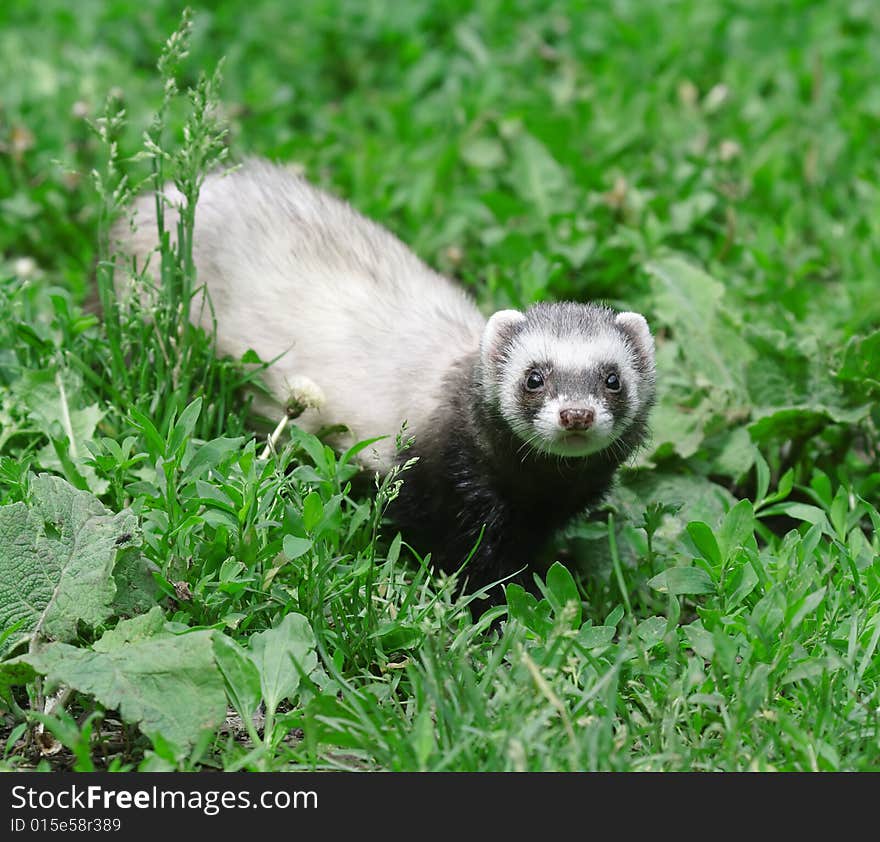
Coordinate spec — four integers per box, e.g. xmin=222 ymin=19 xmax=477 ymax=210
xmin=604 ymin=605 xmax=625 ymax=628
xmin=460 ymin=137 xmax=505 ymax=169
xmin=302 ymin=492 xmax=324 ymax=532
xmin=725 ymin=561 xmax=759 ymax=608
xmin=282 ymin=534 xmax=313 ymax=561
xmin=749 ymin=404 xmax=869 ymax=443
xmin=505 ymin=583 xmax=535 ymax=625
xmin=614 ymin=473 xmax=737 ymax=541
xmin=509 ymin=133 xmax=570 ymax=219
xmin=111 ymin=546 xmax=159 ymax=618
xmin=645 ymin=256 xmax=747 ymax=392
xmin=836 ymin=329 xmax=880 ymax=392
xmin=577 ymin=625 xmax=616 ymax=648
xmin=708 ymin=427 xmax=755 ymax=479
xmin=750 ymin=586 xmax=786 ymax=636
xmin=0 ymin=657 xmax=37 ymax=703
xmin=182 ymin=436 xmax=245 ymax=481
xmin=545 ymin=562 xmax=581 ymax=627
xmin=13 ymin=369 xmax=107 ymax=494
xmin=213 ymin=632 xmax=262 ymax=724
xmin=636 ymin=616 xmax=668 ymax=649
xmin=686 ymin=521 xmax=721 ymax=567
xmin=249 ymin=613 xmax=317 ymax=716
xmin=648 ymin=567 xmax=715 ymax=596
xmin=93 ymin=606 xmax=166 ymax=651
xmin=288 ymin=426 xmax=329 ymax=473
xmin=758 ymin=502 xmax=831 ymax=534
xmin=0 ymin=475 xmax=136 ymax=648
xmin=719 ymin=499 xmax=755 ymax=560
xmin=339 ymin=435 xmax=387 ymax=467
xmin=683 ymin=623 xmax=715 ymax=660
xmin=26 ymin=630 xmax=226 ymax=750
xmin=648 ymin=389 xmax=714 ymax=462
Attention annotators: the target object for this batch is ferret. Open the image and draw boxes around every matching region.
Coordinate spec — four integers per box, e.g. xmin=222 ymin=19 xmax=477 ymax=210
xmin=113 ymin=159 xmax=656 ymax=592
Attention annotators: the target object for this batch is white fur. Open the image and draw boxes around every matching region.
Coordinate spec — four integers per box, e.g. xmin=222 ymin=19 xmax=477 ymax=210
xmin=532 ymin=396 xmax=618 ymax=457
xmin=114 ymin=161 xmax=486 ymax=471
xmin=615 ymin=311 xmax=654 ymax=358
xmin=480 ymin=310 xmax=525 ymax=369
xmin=499 ymin=330 xmax=640 ymax=419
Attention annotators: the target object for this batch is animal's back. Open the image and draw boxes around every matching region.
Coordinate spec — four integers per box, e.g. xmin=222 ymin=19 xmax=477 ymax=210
xmin=115 ymin=160 xmax=486 ymax=466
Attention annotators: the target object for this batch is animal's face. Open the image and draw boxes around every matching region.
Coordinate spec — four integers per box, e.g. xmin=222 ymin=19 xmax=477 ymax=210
xmin=479 ymin=303 xmax=655 ymax=459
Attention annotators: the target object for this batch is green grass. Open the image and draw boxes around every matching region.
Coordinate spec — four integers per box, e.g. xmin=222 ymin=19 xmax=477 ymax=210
xmin=0 ymin=0 xmax=878 ymax=771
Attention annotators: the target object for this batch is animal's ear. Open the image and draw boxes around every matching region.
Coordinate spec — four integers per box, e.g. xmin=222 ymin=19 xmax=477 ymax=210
xmin=480 ymin=309 xmax=525 ymax=370
xmin=615 ymin=311 xmax=655 ymax=365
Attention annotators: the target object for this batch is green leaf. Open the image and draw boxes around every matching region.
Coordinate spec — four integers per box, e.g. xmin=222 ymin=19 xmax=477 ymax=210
xmin=754 ymin=449 xmax=771 ymax=503
xmin=505 ymin=583 xmax=535 ymax=624
xmin=282 ymin=534 xmax=314 ymax=561
xmin=577 ymin=625 xmax=616 ymax=648
xmin=750 ymin=586 xmax=786 ymax=636
xmin=13 ymin=369 xmax=107 ymax=494
xmin=758 ymin=502 xmax=831 ymax=534
xmin=648 ymin=567 xmax=715 ymax=596
xmin=545 ymin=562 xmax=581 ymax=627
xmin=111 ymin=547 xmax=159 ymax=618
xmin=0 ymin=475 xmax=136 ymax=648
xmin=636 ymin=616 xmax=668 ymax=649
xmin=376 ymin=623 xmax=422 ymax=652
xmin=0 ymin=657 xmax=38 ymax=703
xmin=304 ymin=693 xmax=364 ymax=751
xmin=413 ymin=706 xmax=436 ymax=769
xmin=748 ymin=404 xmax=869 ymax=443
xmin=339 ymin=436 xmax=387 ymax=467
xmin=787 ymin=587 xmax=826 ymax=631
xmin=719 ymin=499 xmax=755 ymax=560
xmin=725 ymin=561 xmax=759 ymax=608
xmin=302 ymin=492 xmax=324 ymax=533
xmin=167 ymin=397 xmax=203 ymax=458
xmin=614 ymin=473 xmax=737 ymax=542
xmin=129 ymin=408 xmax=166 ymax=459
xmin=182 ymin=436 xmax=245 ymax=481
xmin=686 ymin=521 xmax=721 ymax=567
xmin=460 ymin=137 xmax=505 ymax=169
xmin=288 ymin=426 xmax=329 ymax=473
xmin=743 ymin=663 xmax=770 ymax=713
xmin=249 ymin=613 xmax=317 ymax=717
xmin=509 ymin=133 xmax=570 ymax=219
xmin=25 ymin=629 xmax=226 ymax=751
xmin=93 ymin=606 xmax=166 ymax=651
xmin=836 ymin=329 xmax=880 ymax=392
xmin=781 ymin=657 xmax=840 ymax=685
xmin=683 ymin=623 xmax=715 ymax=660
xmin=645 ymin=256 xmax=747 ymax=392
xmin=213 ymin=632 xmax=262 ymax=724
xmin=604 ymin=605 xmax=625 ymax=628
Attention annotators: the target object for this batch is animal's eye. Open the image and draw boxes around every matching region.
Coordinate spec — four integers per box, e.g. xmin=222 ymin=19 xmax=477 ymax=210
xmin=605 ymin=373 xmax=621 ymax=392
xmin=525 ymin=370 xmax=545 ymax=391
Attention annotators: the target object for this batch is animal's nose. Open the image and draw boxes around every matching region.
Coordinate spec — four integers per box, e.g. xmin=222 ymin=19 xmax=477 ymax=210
xmin=559 ymin=407 xmax=595 ymax=430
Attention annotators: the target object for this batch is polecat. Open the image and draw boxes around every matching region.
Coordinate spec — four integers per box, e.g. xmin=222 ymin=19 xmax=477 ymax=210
xmin=114 ymin=159 xmax=656 ymax=591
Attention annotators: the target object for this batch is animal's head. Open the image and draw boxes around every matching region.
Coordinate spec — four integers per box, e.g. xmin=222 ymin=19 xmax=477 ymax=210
xmin=479 ymin=302 xmax=655 ymax=458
